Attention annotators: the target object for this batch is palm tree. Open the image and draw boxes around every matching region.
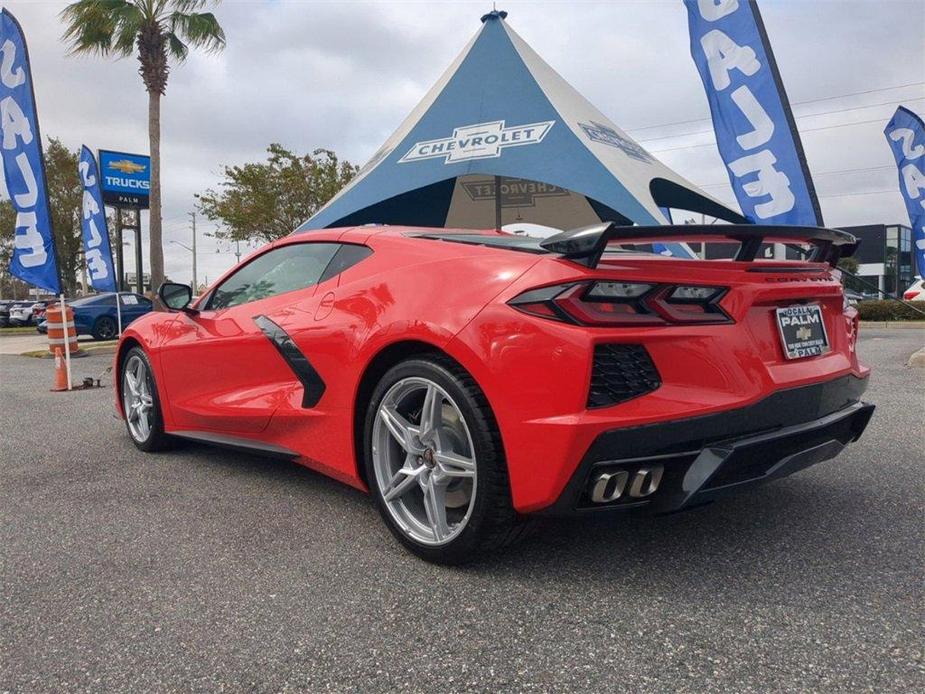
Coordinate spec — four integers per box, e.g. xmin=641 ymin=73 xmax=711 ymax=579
xmin=61 ymin=0 xmax=225 ymax=293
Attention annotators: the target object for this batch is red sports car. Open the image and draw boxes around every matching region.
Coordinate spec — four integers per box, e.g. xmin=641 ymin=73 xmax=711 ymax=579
xmin=115 ymin=223 xmax=873 ymax=563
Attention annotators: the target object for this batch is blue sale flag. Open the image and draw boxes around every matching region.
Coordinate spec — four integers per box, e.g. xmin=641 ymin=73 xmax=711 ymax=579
xmin=0 ymin=9 xmax=60 ymax=294
xmin=884 ymin=107 xmax=925 ymax=277
xmin=78 ymin=146 xmax=117 ymax=292
xmin=683 ymin=0 xmax=822 ymax=226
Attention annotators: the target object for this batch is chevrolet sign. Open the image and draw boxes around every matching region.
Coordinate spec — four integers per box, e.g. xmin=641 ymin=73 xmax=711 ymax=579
xmin=98 ymin=149 xmax=151 ymax=208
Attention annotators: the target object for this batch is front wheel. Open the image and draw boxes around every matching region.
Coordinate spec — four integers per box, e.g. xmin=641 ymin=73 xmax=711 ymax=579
xmin=121 ymin=347 xmax=170 ymax=452
xmin=364 ymin=356 xmax=527 ymax=564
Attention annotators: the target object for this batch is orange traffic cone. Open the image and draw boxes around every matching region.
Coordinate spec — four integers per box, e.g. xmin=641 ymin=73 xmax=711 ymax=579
xmin=51 ymin=347 xmax=68 ymax=392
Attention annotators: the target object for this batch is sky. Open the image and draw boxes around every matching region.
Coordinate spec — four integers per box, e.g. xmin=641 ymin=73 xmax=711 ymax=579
xmin=3 ymin=0 xmax=925 ymax=286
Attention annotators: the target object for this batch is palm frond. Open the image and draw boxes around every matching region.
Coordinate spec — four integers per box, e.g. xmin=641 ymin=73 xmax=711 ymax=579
xmin=168 ymin=11 xmax=225 ymax=54
xmin=60 ymin=0 xmax=145 ymax=57
xmin=62 ymin=0 xmax=224 ymax=65
xmin=168 ymin=0 xmax=213 ymax=13
xmin=165 ymin=32 xmax=189 ymax=62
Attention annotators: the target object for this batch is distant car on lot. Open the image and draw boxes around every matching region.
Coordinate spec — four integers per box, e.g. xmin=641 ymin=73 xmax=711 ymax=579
xmin=6 ymin=300 xmax=49 ymax=327
xmin=843 ymin=289 xmax=864 ymax=306
xmin=38 ymin=293 xmax=153 ymax=340
xmin=903 ymin=277 xmax=924 ymax=301
xmin=31 ymin=301 xmax=51 ymax=324
xmin=9 ymin=300 xmax=54 ymax=327
xmin=0 ymin=301 xmax=12 ymax=328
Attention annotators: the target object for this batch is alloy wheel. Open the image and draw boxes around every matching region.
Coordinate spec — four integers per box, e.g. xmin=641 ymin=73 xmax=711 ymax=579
xmin=371 ymin=377 xmax=477 ymax=546
xmin=98 ymin=318 xmax=116 ymax=340
xmin=122 ymin=354 xmax=154 ymax=443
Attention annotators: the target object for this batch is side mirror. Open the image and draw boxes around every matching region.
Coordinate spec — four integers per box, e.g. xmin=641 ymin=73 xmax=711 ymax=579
xmin=158 ymin=282 xmax=194 ymax=312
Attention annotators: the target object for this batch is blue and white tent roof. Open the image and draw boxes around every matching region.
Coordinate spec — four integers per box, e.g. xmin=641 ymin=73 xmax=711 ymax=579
xmin=297 ymin=10 xmax=741 ymax=232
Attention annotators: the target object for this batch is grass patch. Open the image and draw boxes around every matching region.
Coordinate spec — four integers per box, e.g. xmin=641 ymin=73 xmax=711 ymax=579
xmin=0 ymin=326 xmax=38 ymax=336
xmin=20 ymin=341 xmax=117 ymax=358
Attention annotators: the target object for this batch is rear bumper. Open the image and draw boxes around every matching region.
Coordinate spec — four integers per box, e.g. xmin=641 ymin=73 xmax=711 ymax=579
xmin=539 ymin=375 xmax=873 ymax=516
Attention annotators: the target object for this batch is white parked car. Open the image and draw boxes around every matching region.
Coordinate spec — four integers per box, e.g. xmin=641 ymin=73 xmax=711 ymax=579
xmin=903 ymin=278 xmax=924 ymax=301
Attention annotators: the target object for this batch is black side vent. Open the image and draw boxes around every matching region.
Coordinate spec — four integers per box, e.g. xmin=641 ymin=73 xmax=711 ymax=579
xmin=588 ymin=344 xmax=661 ymax=409
xmin=253 ymin=315 xmax=326 ymax=408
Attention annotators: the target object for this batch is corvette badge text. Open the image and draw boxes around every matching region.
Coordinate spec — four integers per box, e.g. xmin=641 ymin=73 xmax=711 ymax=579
xmin=399 ymin=120 xmax=554 ymax=164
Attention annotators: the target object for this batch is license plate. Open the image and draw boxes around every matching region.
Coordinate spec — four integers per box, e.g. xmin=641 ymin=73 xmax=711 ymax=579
xmin=775 ymin=304 xmax=830 ymax=360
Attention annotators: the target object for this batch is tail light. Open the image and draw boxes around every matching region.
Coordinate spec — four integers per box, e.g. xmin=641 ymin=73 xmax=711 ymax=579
xmin=904 ymin=290 xmax=920 ymax=300
xmin=508 ymin=281 xmax=731 ymax=326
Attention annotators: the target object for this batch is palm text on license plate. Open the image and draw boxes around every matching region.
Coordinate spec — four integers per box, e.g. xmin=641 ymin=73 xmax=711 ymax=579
xmin=775 ymin=304 xmax=830 ymax=360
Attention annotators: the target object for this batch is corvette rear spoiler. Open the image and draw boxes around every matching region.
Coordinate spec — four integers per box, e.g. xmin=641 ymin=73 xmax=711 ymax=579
xmin=540 ymin=223 xmax=858 ymax=269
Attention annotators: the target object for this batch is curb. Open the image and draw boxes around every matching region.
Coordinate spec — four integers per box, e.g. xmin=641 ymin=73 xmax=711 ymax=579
xmin=20 ymin=343 xmax=117 ymax=358
xmin=909 ymin=347 xmax=925 ymax=368
xmin=860 ymin=321 xmax=925 ymax=329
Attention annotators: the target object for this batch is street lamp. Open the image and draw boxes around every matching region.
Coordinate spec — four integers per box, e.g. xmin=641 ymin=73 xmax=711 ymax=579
xmin=169 ymin=211 xmax=199 ymax=290
xmin=171 ymin=238 xmax=197 ymax=290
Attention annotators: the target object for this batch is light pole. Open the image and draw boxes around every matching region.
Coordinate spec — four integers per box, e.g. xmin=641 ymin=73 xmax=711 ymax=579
xmin=171 ymin=212 xmax=198 ymax=290
xmin=189 ymin=212 xmax=197 ymax=291
xmin=171 ymin=240 xmax=195 ymax=289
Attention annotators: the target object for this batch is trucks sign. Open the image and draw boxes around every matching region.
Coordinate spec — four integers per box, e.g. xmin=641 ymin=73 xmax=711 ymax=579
xmin=98 ymin=150 xmax=150 ymax=208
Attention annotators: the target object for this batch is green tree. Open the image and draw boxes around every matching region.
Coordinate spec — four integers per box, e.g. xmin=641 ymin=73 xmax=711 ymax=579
xmin=837 ymin=256 xmax=859 ymax=275
xmin=197 ymin=144 xmax=359 ymax=244
xmin=1 ymin=138 xmax=84 ymax=297
xmin=60 ymin=0 xmax=225 ymax=292
xmin=0 ymin=200 xmax=23 ymax=298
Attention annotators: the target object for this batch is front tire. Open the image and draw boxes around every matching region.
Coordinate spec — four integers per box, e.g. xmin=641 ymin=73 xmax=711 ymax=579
xmin=364 ymin=356 xmax=526 ymax=564
xmin=121 ymin=347 xmax=170 ymax=452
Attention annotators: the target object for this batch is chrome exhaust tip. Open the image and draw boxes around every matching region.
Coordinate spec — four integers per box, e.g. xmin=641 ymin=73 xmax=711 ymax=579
xmin=589 ymin=465 xmax=664 ymax=504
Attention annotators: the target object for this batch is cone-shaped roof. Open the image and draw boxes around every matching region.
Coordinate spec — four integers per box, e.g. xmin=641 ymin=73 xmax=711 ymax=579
xmin=297 ymin=10 xmax=741 ymax=232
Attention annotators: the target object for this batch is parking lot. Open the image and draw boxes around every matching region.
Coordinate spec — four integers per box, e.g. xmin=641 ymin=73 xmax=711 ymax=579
xmin=1 ymin=329 xmax=922 ymax=692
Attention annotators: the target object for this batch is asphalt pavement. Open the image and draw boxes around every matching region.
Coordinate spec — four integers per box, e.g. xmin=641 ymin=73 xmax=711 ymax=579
xmin=1 ymin=329 xmax=923 ymax=692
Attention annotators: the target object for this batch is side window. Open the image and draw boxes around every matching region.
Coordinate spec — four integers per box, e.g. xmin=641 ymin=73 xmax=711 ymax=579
xmin=319 ymin=244 xmax=373 ymax=283
xmin=208 ymin=243 xmax=340 ymax=310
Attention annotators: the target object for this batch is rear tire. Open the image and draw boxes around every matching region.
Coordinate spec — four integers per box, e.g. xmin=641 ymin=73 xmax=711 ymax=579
xmin=93 ymin=316 xmax=117 ymax=341
xmin=120 ymin=346 xmax=171 ymax=452
xmin=363 ymin=356 xmax=527 ymax=564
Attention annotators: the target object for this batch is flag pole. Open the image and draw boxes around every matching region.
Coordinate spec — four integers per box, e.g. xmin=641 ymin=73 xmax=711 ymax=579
xmin=748 ymin=0 xmax=823 ymax=226
xmin=59 ymin=293 xmax=72 ymax=390
xmin=116 ymin=291 xmax=123 ymax=336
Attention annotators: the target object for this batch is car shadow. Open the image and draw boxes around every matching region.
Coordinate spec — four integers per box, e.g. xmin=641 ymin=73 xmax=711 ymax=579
xmin=163 ymin=438 xmax=886 ymax=589
xmin=473 ymin=477 xmax=890 ymax=591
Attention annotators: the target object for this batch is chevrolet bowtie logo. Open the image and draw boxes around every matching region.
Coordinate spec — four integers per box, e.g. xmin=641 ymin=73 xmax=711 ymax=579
xmin=399 ymin=119 xmax=555 ymax=164
xmin=109 ymin=159 xmax=146 ymax=174
xmin=796 ymin=326 xmax=812 ymax=341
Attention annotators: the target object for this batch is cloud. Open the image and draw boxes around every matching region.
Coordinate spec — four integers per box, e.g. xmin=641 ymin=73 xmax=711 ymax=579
xmin=4 ymin=0 xmax=925 ymax=281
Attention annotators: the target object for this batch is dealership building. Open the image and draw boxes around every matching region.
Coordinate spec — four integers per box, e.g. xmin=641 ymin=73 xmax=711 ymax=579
xmin=837 ymin=224 xmax=918 ymax=296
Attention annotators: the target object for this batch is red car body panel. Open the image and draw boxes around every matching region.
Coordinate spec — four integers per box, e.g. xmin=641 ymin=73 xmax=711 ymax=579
xmin=116 ymin=226 xmax=869 ymax=512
